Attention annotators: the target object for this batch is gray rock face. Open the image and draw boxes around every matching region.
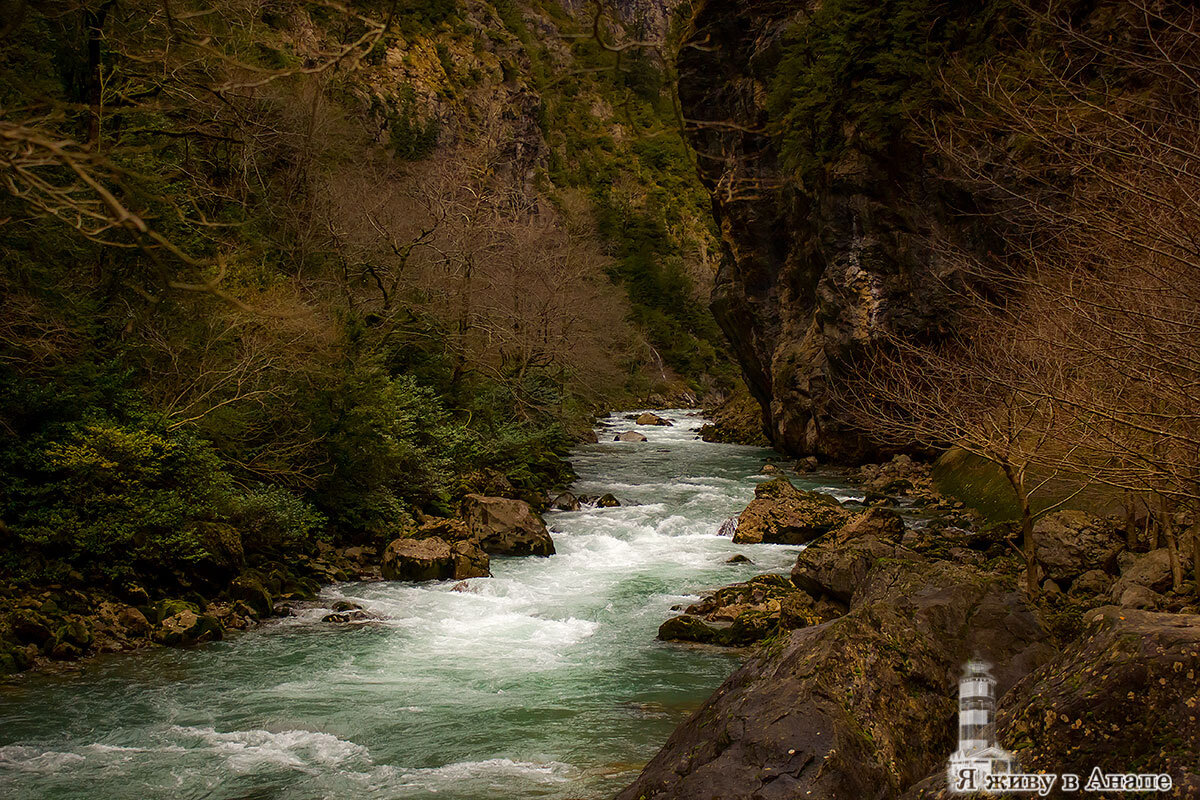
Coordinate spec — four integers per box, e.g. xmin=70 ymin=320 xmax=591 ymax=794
xmin=1114 ymin=547 xmax=1174 ymax=595
xmin=1033 ymin=510 xmax=1124 ymax=584
xmin=676 ymin=0 xmax=973 ymax=459
xmin=459 ymin=494 xmax=555 ymax=557
xmin=614 ymin=431 xmax=648 ymax=442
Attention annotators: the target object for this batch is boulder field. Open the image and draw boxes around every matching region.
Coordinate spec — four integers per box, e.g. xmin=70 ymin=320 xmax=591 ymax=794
xmin=381 ymin=495 xmax=556 ymax=579
xmin=1 ymin=495 xmax=557 ymax=676
xmin=636 ymin=474 xmax=1200 ymax=799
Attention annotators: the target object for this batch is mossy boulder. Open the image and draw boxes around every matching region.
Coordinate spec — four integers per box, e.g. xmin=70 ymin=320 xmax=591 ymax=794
xmin=10 ymin=611 xmax=54 ymax=645
xmin=622 ymin=558 xmax=1054 ymax=800
xmin=658 ymin=574 xmax=825 ymax=647
xmin=382 ymin=537 xmax=455 ymax=582
xmin=155 ymin=609 xmax=224 ymax=646
xmin=990 ymin=608 xmax=1200 ymax=796
xmin=657 ymin=614 xmax=725 ymax=644
xmin=0 ymin=645 xmax=33 ymax=674
xmin=1032 ymin=509 xmax=1124 ymax=584
xmin=460 ymin=494 xmax=555 ymax=557
xmin=229 ymin=575 xmax=273 ymax=617
xmin=733 ymin=478 xmax=850 ymax=545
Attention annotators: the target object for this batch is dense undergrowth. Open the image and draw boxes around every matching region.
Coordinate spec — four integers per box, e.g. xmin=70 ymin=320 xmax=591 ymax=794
xmin=0 ymin=0 xmax=730 ymax=600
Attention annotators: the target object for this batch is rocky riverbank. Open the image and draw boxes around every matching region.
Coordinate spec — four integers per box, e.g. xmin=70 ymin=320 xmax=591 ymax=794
xmin=0 ymin=494 xmax=557 ymax=677
xmin=637 ymin=456 xmax=1200 ymax=798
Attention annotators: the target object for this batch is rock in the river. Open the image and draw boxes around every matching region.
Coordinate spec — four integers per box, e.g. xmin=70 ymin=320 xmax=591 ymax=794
xmin=460 ymin=494 xmax=555 ymax=557
xmin=657 ymin=574 xmax=823 ymax=647
xmin=155 ymin=610 xmax=223 ymax=646
xmin=550 ymin=491 xmax=581 ymax=511
xmin=657 ymin=614 xmax=724 ymax=645
xmin=1033 ymin=509 xmax=1124 ymax=584
xmin=732 ymin=477 xmax=850 ymax=544
xmin=637 ymin=412 xmax=673 ymax=426
xmin=450 ymin=539 xmax=491 ymax=579
xmin=614 ymin=431 xmax=648 ymax=442
xmin=381 ymin=537 xmax=456 ymax=581
xmin=402 ymin=517 xmax=492 ymax=578
xmin=595 ymin=493 xmax=621 ymax=508
xmin=621 ymin=556 xmax=1053 ymax=800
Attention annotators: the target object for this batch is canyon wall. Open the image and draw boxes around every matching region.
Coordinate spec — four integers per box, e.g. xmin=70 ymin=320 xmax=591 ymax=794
xmin=676 ymin=0 xmax=982 ymax=460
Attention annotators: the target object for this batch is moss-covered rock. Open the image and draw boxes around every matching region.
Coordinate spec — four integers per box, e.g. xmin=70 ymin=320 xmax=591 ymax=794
xmin=228 ymin=575 xmax=273 ymax=617
xmin=658 ymin=574 xmax=826 ymax=647
xmin=733 ymin=477 xmax=850 ymax=545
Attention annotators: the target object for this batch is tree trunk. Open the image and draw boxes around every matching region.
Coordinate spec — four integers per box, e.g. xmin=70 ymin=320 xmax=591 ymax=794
xmin=1123 ymin=493 xmax=1139 ymax=550
xmin=1159 ymin=497 xmax=1183 ymax=593
xmin=1190 ymin=519 xmax=1200 ymax=598
xmin=1004 ymin=463 xmax=1039 ymax=598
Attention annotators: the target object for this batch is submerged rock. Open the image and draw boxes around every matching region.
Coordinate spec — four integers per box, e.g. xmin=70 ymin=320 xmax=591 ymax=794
xmin=614 ymin=431 xmax=648 ymax=442
xmin=732 ymin=477 xmax=850 ymax=544
xmin=460 ymin=494 xmax=555 ymax=557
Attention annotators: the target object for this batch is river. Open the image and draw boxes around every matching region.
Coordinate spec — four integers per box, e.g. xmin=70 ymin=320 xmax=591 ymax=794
xmin=0 ymin=410 xmax=857 ymax=800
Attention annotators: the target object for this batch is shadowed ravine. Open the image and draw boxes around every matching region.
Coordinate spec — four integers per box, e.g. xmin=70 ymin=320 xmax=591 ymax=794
xmin=0 ymin=412 xmax=857 ymax=800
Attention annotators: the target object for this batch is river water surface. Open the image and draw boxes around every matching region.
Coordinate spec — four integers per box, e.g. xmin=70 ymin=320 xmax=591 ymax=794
xmin=0 ymin=411 xmax=856 ymax=800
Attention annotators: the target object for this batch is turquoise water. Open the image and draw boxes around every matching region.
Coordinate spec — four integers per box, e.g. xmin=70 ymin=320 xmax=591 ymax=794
xmin=0 ymin=411 xmax=857 ymax=800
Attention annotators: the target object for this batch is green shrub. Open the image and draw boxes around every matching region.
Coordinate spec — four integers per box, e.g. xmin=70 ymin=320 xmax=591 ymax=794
xmin=2 ymin=420 xmax=233 ymax=583
xmin=227 ymin=485 xmax=328 ymax=555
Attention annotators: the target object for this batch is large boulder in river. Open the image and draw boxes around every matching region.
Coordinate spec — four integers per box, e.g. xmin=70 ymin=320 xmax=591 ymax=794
xmin=637 ymin=412 xmax=673 ymax=426
xmin=618 ymin=554 xmax=1054 ymax=800
xmin=382 ymin=518 xmax=492 ymax=581
xmin=1032 ymin=509 xmax=1124 ymax=584
xmin=732 ymin=477 xmax=850 ymax=544
xmin=460 ymin=494 xmax=555 ymax=557
xmin=382 ymin=537 xmax=455 ymax=581
xmin=549 ymin=491 xmax=581 ymax=511
xmin=658 ymin=574 xmax=827 ymax=647
xmin=614 ymin=430 xmax=648 ymax=442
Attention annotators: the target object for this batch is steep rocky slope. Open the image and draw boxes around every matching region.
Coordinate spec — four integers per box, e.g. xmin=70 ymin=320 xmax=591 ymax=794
xmin=674 ymin=0 xmax=991 ymax=459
